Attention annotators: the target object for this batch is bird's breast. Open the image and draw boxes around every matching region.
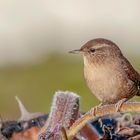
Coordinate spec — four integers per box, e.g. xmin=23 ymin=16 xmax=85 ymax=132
xmin=84 ymin=62 xmax=130 ymax=103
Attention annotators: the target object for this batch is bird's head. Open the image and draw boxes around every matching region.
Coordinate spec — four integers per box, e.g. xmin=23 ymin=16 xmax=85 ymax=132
xmin=69 ymin=38 xmax=122 ymax=66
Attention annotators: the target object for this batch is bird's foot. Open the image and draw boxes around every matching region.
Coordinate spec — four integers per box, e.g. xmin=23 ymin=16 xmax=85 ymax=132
xmin=115 ymin=98 xmax=127 ymax=112
xmin=89 ymin=102 xmax=106 ymax=116
xmin=89 ymin=105 xmax=101 ymax=117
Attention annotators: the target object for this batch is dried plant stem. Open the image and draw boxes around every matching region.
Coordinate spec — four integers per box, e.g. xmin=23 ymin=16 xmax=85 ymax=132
xmin=67 ymin=102 xmax=140 ymax=140
xmin=38 ymin=91 xmax=80 ymax=139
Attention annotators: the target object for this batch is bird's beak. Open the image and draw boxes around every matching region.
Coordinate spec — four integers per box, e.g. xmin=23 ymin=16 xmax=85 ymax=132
xmin=69 ymin=49 xmax=82 ymax=54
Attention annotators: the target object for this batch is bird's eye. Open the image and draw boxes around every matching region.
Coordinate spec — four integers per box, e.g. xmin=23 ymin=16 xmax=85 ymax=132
xmin=89 ymin=48 xmax=96 ymax=53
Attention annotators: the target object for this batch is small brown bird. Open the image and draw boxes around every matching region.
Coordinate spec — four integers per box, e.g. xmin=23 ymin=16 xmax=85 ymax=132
xmin=70 ymin=38 xmax=140 ymax=111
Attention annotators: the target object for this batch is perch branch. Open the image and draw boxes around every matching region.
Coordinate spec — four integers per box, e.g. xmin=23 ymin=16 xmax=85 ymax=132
xmin=67 ymin=102 xmax=140 ymax=140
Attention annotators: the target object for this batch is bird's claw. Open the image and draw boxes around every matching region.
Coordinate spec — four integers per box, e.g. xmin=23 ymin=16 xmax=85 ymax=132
xmin=90 ymin=106 xmax=99 ymax=117
xmin=115 ymin=98 xmax=127 ymax=112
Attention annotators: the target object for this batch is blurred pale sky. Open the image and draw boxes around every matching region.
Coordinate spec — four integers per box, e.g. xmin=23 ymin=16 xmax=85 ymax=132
xmin=0 ymin=0 xmax=140 ymax=65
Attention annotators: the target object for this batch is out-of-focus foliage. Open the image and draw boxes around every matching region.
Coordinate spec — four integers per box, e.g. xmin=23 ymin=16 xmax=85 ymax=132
xmin=0 ymin=54 xmax=140 ymax=119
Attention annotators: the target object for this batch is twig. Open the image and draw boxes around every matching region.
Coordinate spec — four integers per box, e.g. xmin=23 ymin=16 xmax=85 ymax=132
xmin=67 ymin=102 xmax=140 ymax=140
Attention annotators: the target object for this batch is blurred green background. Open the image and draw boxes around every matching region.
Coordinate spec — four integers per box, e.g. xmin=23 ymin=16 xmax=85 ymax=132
xmin=0 ymin=0 xmax=140 ymax=119
xmin=0 ymin=53 xmax=100 ymax=119
xmin=0 ymin=53 xmax=140 ymax=119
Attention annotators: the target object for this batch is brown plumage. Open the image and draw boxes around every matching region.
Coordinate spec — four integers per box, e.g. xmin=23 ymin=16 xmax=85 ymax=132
xmin=70 ymin=38 xmax=140 ymax=106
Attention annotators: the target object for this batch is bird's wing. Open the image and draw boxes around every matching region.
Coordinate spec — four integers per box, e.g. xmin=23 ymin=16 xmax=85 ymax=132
xmin=121 ymin=56 xmax=140 ymax=95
